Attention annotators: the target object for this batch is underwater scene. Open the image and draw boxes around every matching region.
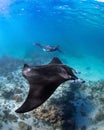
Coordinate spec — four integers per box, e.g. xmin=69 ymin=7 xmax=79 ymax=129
xmin=0 ymin=0 xmax=104 ymax=130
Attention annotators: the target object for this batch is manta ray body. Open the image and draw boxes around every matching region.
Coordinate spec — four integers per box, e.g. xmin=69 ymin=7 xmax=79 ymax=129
xmin=15 ymin=57 xmax=84 ymax=113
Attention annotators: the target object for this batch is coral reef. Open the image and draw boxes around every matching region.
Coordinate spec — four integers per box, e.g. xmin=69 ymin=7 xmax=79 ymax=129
xmin=0 ymin=56 xmax=24 ymax=76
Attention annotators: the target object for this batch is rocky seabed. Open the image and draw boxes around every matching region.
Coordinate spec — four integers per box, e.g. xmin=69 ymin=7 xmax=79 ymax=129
xmin=0 ymin=65 xmax=104 ymax=130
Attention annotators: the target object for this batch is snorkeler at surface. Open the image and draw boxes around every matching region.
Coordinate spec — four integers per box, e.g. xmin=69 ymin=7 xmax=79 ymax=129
xmin=34 ymin=43 xmax=63 ymax=53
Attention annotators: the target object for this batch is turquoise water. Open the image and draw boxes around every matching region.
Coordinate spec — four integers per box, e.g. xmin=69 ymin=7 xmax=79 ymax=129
xmin=0 ymin=0 xmax=104 ymax=58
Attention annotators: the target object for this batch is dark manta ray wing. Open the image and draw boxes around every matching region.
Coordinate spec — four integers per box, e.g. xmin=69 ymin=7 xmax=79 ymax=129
xmin=15 ymin=84 xmax=45 ymax=113
xmin=15 ymin=81 xmax=62 ymax=113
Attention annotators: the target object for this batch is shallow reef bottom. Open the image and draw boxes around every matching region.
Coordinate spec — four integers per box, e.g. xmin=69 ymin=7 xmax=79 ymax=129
xmin=0 ymin=56 xmax=104 ymax=130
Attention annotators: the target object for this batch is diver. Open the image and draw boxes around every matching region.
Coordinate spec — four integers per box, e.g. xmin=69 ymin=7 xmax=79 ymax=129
xmin=34 ymin=43 xmax=63 ymax=53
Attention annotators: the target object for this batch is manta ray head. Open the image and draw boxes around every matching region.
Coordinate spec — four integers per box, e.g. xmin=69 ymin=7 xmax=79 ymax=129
xmin=22 ymin=64 xmax=42 ymax=83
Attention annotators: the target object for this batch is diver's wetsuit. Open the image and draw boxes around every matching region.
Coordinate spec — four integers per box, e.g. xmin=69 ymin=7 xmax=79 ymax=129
xmin=35 ymin=43 xmax=62 ymax=53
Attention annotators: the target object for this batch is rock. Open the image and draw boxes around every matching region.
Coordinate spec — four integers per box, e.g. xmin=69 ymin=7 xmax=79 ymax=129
xmin=13 ymin=94 xmax=23 ymax=102
xmin=18 ymin=113 xmax=31 ymax=120
xmin=0 ymin=122 xmax=3 ymax=129
xmin=81 ymin=125 xmax=86 ymax=130
xmin=18 ymin=121 xmax=32 ymax=130
xmin=7 ymin=75 xmax=14 ymax=81
xmin=94 ymin=112 xmax=104 ymax=123
xmin=2 ymin=89 xmax=14 ymax=99
xmin=14 ymin=88 xmax=23 ymax=94
xmin=8 ymin=114 xmax=18 ymax=122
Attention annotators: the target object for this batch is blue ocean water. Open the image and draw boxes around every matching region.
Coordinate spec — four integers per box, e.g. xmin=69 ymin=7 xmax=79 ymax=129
xmin=0 ymin=0 xmax=104 ymax=59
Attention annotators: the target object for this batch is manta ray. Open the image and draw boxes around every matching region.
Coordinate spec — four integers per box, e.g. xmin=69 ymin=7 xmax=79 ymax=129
xmin=15 ymin=57 xmax=85 ymax=113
